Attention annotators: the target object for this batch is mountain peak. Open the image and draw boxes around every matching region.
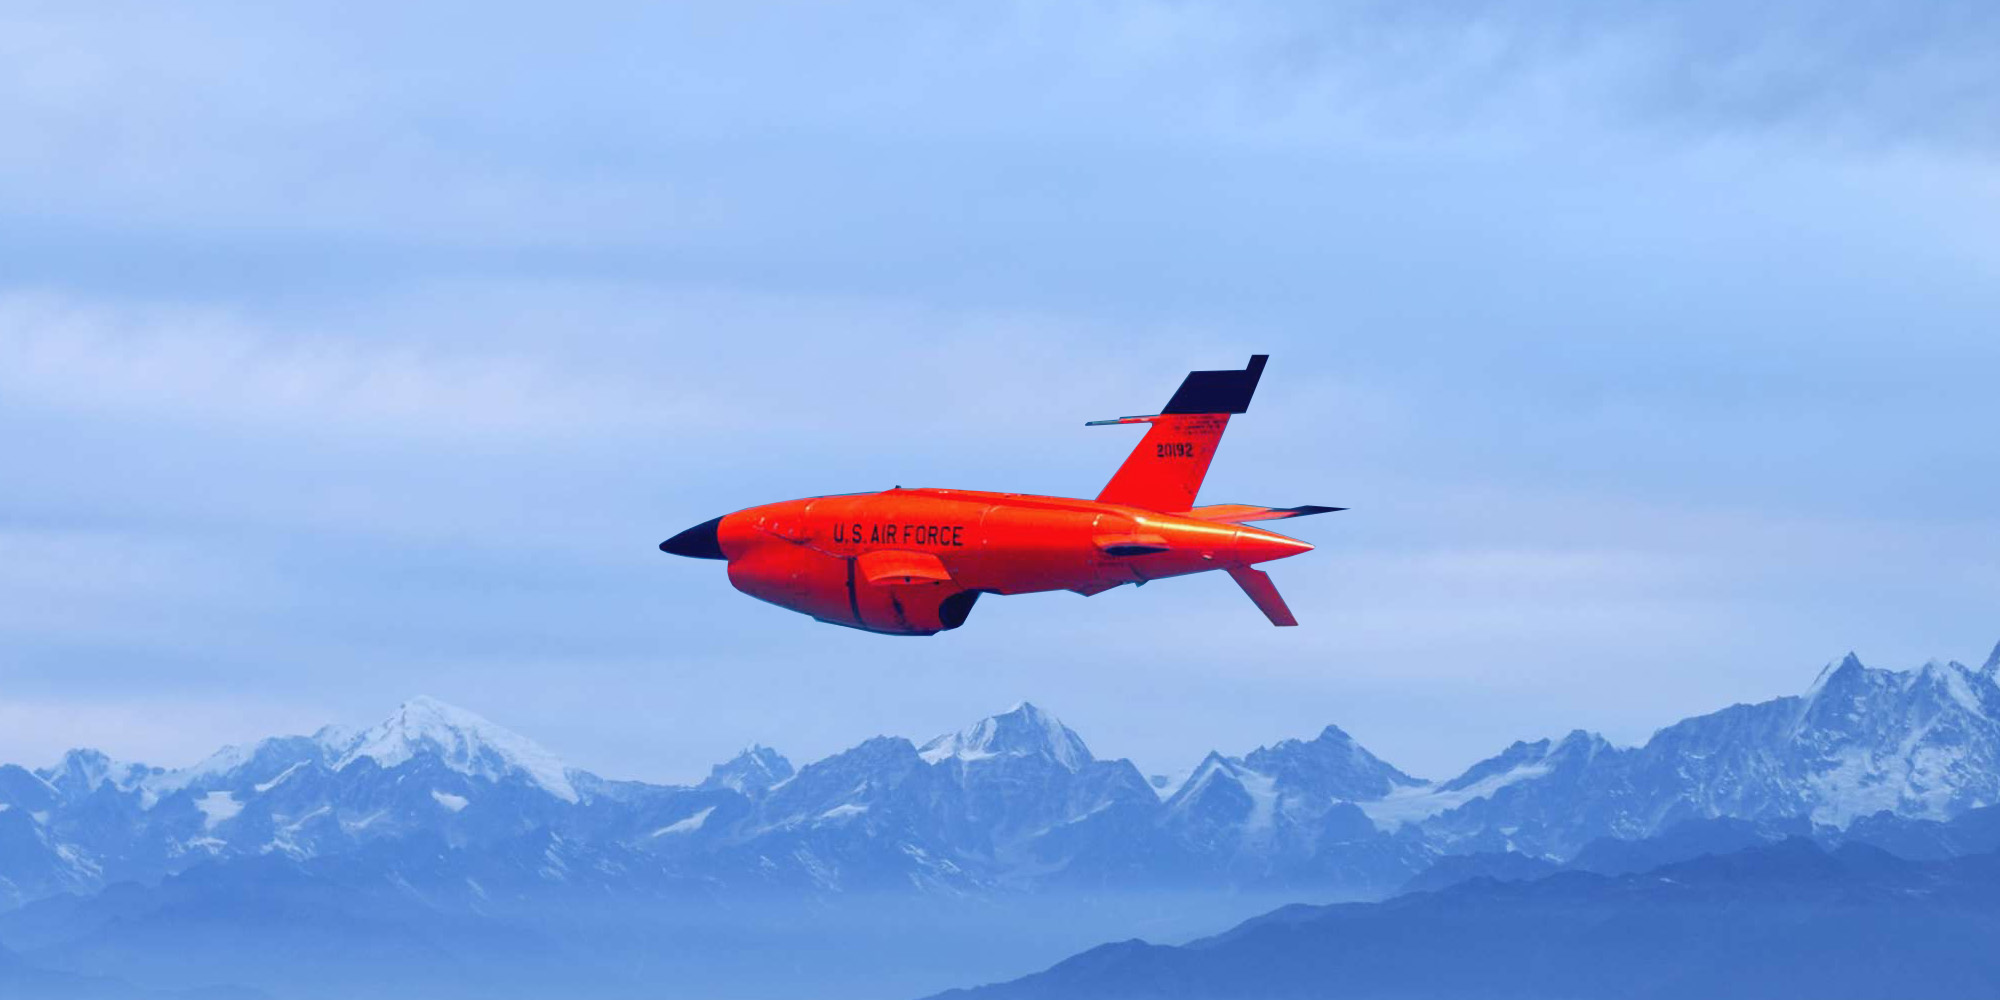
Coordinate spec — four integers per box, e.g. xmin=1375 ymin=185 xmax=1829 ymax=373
xmin=919 ymin=702 xmax=1093 ymax=771
xmin=1908 ymin=659 xmax=1987 ymax=718
xmin=702 ymin=745 xmax=795 ymax=794
xmin=1162 ymin=750 xmax=1261 ymax=814
xmin=38 ymin=748 xmax=152 ymax=798
xmin=331 ymin=697 xmax=578 ymax=803
xmin=1983 ymin=640 xmax=2000 ymax=677
xmin=1434 ymin=737 xmax=1554 ymax=793
xmin=1550 ymin=729 xmax=1614 ymax=762
xmin=1804 ymin=652 xmax=1870 ymax=700
xmin=1242 ymin=721 xmax=1424 ymax=798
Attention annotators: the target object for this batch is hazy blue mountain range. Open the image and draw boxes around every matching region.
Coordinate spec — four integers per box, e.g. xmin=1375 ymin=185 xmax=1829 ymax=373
xmin=1395 ymin=800 xmax=2000 ymax=895
xmin=4 ymin=643 xmax=2000 ymax=998
xmin=0 ymin=938 xmax=270 ymax=1000
xmin=9 ymin=646 xmax=2000 ymax=908
xmin=929 ymin=838 xmax=2000 ymax=1000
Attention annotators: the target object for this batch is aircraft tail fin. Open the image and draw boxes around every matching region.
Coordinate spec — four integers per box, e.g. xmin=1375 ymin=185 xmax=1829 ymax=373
xmin=1184 ymin=503 xmax=1345 ymax=524
xmin=1227 ymin=566 xmax=1298 ymax=626
xmin=1091 ymin=355 xmax=1267 ymax=511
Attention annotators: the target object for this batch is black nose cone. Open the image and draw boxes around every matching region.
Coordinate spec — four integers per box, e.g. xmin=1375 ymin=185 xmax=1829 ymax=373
xmin=660 ymin=516 xmax=726 ymax=559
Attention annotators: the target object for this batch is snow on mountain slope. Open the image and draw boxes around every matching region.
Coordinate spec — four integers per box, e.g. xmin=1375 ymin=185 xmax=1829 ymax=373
xmin=652 ymin=806 xmax=714 ymax=836
xmin=328 ymin=696 xmax=579 ymax=803
xmin=920 ymin=702 xmax=1092 ymax=771
xmin=37 ymin=750 xmax=155 ymax=801
xmin=700 ymin=746 xmax=794 ymax=795
xmin=1147 ymin=769 xmax=1194 ymax=799
xmin=1785 ymin=654 xmax=2000 ymax=826
xmin=1162 ymin=753 xmax=1270 ymax=845
xmin=1359 ymin=758 xmax=1553 ymax=828
xmin=196 ymin=790 xmax=242 ymax=829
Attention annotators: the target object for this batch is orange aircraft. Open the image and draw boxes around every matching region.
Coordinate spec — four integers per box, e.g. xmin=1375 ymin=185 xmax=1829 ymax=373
xmin=659 ymin=355 xmax=1338 ymax=635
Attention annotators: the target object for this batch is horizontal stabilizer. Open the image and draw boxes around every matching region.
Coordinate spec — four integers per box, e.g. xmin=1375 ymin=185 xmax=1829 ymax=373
xmin=1227 ymin=566 xmax=1298 ymax=626
xmin=857 ymin=550 xmax=951 ymax=585
xmin=1185 ymin=504 xmax=1345 ymax=524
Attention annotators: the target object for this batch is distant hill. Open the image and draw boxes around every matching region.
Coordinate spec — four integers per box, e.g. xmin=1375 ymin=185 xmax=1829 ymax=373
xmin=929 ymin=840 xmax=2000 ymax=1000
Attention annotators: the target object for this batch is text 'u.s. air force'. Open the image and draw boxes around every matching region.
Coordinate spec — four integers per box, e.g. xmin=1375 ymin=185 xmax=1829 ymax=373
xmin=832 ymin=523 xmax=965 ymax=547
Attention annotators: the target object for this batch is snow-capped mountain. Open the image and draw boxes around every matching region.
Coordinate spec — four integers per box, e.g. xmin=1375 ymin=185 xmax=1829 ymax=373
xmin=1160 ymin=721 xmax=1425 ymax=850
xmin=1360 ymin=729 xmax=1624 ymax=856
xmin=1244 ymin=724 xmax=1425 ymax=802
xmin=700 ymin=746 xmax=794 ymax=796
xmin=1154 ymin=726 xmax=1430 ymax=886
xmin=40 ymin=749 xmax=157 ymax=801
xmin=6 ymin=641 xmax=2000 ymax=913
xmin=1363 ymin=645 xmax=2000 ymax=857
xmin=919 ymin=702 xmax=1156 ymax=853
xmin=0 ymin=697 xmax=644 ymax=908
xmin=327 ymin=695 xmax=581 ymax=803
xmin=695 ymin=703 xmax=1159 ymax=893
xmin=919 ymin=702 xmax=1092 ymax=771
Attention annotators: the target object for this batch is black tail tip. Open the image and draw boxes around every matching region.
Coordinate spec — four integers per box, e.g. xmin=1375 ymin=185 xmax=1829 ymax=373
xmin=1161 ymin=355 xmax=1269 ymax=415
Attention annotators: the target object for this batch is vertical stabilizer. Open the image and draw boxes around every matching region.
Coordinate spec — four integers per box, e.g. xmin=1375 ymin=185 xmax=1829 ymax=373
xmin=1092 ymin=356 xmax=1267 ymax=512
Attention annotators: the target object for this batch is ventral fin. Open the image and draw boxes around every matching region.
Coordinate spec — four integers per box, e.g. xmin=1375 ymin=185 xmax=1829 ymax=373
xmin=1227 ymin=566 xmax=1298 ymax=627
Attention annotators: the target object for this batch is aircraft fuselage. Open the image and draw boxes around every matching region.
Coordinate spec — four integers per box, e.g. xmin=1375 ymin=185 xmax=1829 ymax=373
xmin=662 ymin=487 xmax=1312 ymax=635
xmin=659 ymin=356 xmax=1335 ymax=635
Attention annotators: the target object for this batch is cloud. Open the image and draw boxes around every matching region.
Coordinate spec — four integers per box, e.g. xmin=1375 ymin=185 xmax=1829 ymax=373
xmin=0 ymin=528 xmax=280 ymax=643
xmin=0 ymin=284 xmax=1282 ymax=450
xmin=2 ymin=1 xmax=1995 ymax=251
xmin=0 ymin=291 xmax=730 ymax=439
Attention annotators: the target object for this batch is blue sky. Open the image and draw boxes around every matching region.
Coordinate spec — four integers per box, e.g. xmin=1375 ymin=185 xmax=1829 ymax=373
xmin=3 ymin=0 xmax=1997 ymax=783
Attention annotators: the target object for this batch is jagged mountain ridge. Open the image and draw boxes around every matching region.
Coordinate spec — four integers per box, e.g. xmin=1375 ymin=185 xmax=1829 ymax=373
xmin=0 ymin=700 xmax=1155 ymax=906
xmin=1382 ymin=646 xmax=2000 ymax=856
xmin=5 ymin=641 xmax=2000 ymax=910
